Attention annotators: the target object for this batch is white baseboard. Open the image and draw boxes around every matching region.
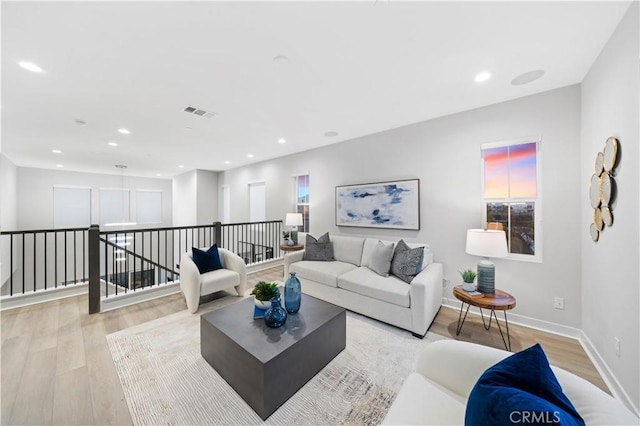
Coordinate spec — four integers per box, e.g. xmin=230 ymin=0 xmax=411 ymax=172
xmin=0 ymin=282 xmax=88 ymax=311
xmin=579 ymin=331 xmax=640 ymax=417
xmin=101 ymin=282 xmax=182 ymax=312
xmin=247 ymin=258 xmax=283 ymax=275
xmin=442 ymin=298 xmax=639 ymax=415
xmin=442 ymin=297 xmax=582 ymax=339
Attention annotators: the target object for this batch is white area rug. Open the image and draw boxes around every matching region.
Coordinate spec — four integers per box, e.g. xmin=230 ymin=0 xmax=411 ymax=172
xmin=107 ymin=296 xmax=446 ymax=425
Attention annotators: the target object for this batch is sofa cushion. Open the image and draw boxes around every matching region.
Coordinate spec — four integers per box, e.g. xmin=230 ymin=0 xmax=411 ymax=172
xmin=303 ymin=233 xmax=335 ymax=261
xmin=390 ymin=240 xmax=424 ymax=284
xmin=361 ymin=238 xmax=396 ymax=268
xmin=465 ymin=344 xmax=584 ymax=426
xmin=200 ymin=268 xmax=240 ymax=295
xmin=338 ymin=267 xmax=410 ymax=307
xmin=191 ymin=245 xmax=223 ymax=274
xmin=368 ymin=240 xmax=395 ymax=277
xmin=290 ymin=260 xmax=357 ymax=288
xmin=381 ymin=372 xmax=465 ymax=425
xmin=406 ymin=242 xmax=433 ymax=270
xmin=331 ymin=235 xmax=365 ymax=266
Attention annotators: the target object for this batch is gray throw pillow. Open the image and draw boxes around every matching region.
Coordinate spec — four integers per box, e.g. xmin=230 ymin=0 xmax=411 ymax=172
xmin=303 ymin=233 xmax=335 ymax=261
xmin=368 ymin=240 xmax=395 ymax=277
xmin=391 ymin=239 xmax=424 ymax=284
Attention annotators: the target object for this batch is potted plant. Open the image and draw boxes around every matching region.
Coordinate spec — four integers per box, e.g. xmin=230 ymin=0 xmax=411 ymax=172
xmin=459 ymin=269 xmax=477 ymax=292
xmin=250 ymin=281 xmax=280 ymax=309
xmin=282 ymin=231 xmax=294 ymax=246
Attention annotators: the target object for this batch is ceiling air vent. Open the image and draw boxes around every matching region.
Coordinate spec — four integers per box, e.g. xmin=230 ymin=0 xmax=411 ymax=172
xmin=183 ymin=105 xmax=215 ymax=119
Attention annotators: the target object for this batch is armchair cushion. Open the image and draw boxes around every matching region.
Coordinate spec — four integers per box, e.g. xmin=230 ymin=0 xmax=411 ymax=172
xmin=466 ymin=344 xmax=584 ymax=426
xmin=192 ymin=244 xmax=223 ymax=274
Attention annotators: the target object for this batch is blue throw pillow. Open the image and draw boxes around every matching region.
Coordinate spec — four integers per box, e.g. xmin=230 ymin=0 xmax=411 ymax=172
xmin=465 ymin=344 xmax=584 ymax=426
xmin=191 ymin=244 xmax=223 ymax=274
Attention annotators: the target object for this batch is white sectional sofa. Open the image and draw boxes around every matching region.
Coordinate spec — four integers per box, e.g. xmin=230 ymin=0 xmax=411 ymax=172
xmin=382 ymin=340 xmax=639 ymax=425
xmin=283 ymin=234 xmax=443 ymax=337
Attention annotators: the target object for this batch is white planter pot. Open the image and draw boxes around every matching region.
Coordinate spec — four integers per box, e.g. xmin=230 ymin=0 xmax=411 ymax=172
xmin=254 ymin=298 xmax=271 ymax=310
xmin=462 ymin=282 xmax=476 ymax=292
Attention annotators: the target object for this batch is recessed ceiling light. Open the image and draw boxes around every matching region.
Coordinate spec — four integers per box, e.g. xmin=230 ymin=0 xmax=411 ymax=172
xmin=156 ymin=173 xmax=162 ymax=177
xmin=178 ymin=165 xmax=184 ymax=168
xmin=511 ymin=70 xmax=545 ymax=86
xmin=74 ymin=119 xmax=87 ymax=126
xmin=18 ymin=61 xmax=44 ymax=73
xmin=118 ymin=128 xmax=130 ymax=134
xmin=277 ymin=138 xmax=286 ymax=144
xmin=474 ymin=71 xmax=492 ymax=83
xmin=107 ymin=142 xmax=118 ymax=147
xmin=247 ymin=154 xmax=254 ymax=158
xmin=185 ymin=126 xmax=192 ymax=131
xmin=56 ymin=164 xmax=64 ymax=168
xmin=52 ymin=149 xmax=62 ymax=154
xmin=224 ymin=161 xmax=231 ymax=165
xmin=324 ymin=131 xmax=339 ymax=137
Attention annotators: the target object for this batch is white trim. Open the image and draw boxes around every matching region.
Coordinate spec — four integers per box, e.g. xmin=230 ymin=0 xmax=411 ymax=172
xmin=52 ymin=184 xmax=92 ymax=189
xmin=579 ymin=331 xmax=640 ymax=416
xmin=247 ymin=180 xmax=266 ymax=185
xmin=101 ymin=281 xmax=181 ymax=312
xmin=441 ymin=299 xmax=582 ymax=339
xmin=0 ymin=282 xmax=88 ymax=311
xmin=481 ymin=135 xmax=542 ymax=150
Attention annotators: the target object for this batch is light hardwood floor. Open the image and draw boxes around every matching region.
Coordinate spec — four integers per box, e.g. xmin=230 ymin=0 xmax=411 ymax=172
xmin=1 ymin=266 xmax=607 ymax=425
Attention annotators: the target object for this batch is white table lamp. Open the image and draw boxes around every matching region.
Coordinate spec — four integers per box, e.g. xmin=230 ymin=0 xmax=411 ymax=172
xmin=465 ymin=229 xmax=508 ymax=294
xmin=285 ymin=213 xmax=303 ymax=244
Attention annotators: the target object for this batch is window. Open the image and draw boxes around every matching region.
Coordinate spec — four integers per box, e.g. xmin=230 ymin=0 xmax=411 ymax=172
xmin=482 ymin=138 xmax=541 ymax=261
xmin=249 ymin=182 xmax=265 ymax=222
xmin=100 ymin=188 xmax=131 ymax=225
xmin=53 ymin=186 xmax=91 ymax=228
xmin=136 ymin=190 xmax=162 ymax=225
xmin=295 ymin=174 xmax=310 ymax=232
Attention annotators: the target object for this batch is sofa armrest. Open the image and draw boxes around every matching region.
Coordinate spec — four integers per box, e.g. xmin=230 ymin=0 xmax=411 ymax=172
xmin=416 ymin=340 xmax=511 ymax=398
xmin=283 ymin=250 xmax=305 ymax=277
xmin=409 ymin=262 xmax=443 ymax=335
xmin=219 ymin=248 xmax=247 ymax=295
xmin=179 ymin=252 xmax=202 ymax=313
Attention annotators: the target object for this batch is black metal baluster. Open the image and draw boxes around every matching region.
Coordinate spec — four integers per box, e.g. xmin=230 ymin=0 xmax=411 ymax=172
xmin=54 ymin=232 xmax=58 ymax=288
xmin=33 ymin=232 xmax=36 ymax=292
xmin=64 ymin=231 xmax=68 ymax=286
xmin=22 ymin=234 xmax=25 ymax=294
xmin=74 ymin=230 xmax=77 ymax=284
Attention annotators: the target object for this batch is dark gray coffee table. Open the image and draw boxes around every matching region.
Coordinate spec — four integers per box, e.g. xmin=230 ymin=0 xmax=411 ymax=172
xmin=200 ymin=294 xmax=346 ymax=420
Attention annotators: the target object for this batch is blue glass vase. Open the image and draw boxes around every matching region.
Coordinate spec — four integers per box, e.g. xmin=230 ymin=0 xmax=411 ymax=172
xmin=264 ymin=294 xmax=287 ymax=328
xmin=285 ymin=272 xmax=301 ymax=313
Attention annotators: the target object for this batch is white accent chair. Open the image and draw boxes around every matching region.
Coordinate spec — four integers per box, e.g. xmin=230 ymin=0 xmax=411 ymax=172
xmin=179 ymin=247 xmax=247 ymax=313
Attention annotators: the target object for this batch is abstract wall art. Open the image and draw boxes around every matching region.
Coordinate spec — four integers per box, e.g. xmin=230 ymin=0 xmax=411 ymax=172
xmin=335 ymin=179 xmax=420 ymax=230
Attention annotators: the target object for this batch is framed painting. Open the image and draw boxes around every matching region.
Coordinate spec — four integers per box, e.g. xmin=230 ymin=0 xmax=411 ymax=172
xmin=335 ymin=179 xmax=420 ymax=230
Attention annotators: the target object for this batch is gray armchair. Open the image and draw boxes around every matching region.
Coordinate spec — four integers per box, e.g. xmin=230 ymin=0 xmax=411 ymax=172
xmin=179 ymin=247 xmax=247 ymax=313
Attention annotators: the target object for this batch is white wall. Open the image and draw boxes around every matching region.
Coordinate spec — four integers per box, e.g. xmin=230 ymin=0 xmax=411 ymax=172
xmin=221 ymin=85 xmax=583 ymax=328
xmin=172 ymin=169 xmax=219 ymax=226
xmin=580 ymin=2 xmax=639 ymax=413
xmin=16 ymin=167 xmax=173 ymax=229
xmin=0 ymin=155 xmax=18 ymax=285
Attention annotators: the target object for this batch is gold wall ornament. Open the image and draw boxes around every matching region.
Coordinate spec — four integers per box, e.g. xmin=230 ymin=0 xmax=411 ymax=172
xmin=589 ymin=137 xmax=619 ymax=242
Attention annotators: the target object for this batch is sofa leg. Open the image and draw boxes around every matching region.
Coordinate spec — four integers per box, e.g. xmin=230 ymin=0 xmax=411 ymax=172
xmin=412 ymin=331 xmax=426 ymax=339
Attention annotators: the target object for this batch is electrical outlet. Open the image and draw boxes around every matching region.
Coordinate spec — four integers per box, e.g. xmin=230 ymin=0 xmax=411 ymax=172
xmin=615 ymin=337 xmax=620 ymax=357
xmin=553 ymin=297 xmax=565 ymax=310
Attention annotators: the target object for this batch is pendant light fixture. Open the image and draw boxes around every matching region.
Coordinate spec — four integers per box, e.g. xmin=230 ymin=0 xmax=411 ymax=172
xmin=105 ymin=164 xmax=137 ymax=227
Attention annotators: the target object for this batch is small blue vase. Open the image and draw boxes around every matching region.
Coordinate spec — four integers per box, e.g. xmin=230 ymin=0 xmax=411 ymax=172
xmin=264 ymin=294 xmax=287 ymax=328
xmin=285 ymin=272 xmax=301 ymax=314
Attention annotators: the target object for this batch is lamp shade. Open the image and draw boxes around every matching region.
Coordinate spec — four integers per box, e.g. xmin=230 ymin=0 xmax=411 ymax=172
xmin=285 ymin=213 xmax=303 ymax=227
xmin=465 ymin=229 xmax=508 ymax=258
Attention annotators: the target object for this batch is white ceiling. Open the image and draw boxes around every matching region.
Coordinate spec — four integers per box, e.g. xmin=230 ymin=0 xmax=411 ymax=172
xmin=1 ymin=1 xmax=631 ymax=178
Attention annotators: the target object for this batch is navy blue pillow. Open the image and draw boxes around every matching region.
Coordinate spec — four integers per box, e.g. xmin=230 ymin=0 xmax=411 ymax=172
xmin=191 ymin=244 xmax=223 ymax=274
xmin=465 ymin=344 xmax=584 ymax=426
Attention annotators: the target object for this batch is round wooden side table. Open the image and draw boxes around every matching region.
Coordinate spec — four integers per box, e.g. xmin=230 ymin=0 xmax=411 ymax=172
xmin=280 ymin=243 xmax=304 ymax=252
xmin=453 ymin=286 xmax=516 ymax=351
